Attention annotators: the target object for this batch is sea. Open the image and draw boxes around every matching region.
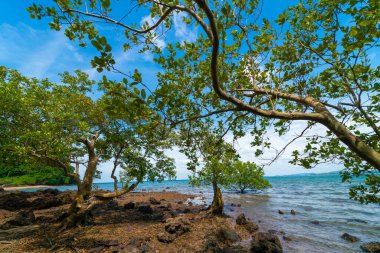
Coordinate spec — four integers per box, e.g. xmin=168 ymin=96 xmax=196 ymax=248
xmin=21 ymin=172 xmax=380 ymax=253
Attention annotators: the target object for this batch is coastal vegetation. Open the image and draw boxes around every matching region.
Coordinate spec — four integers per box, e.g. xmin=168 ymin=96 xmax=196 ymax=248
xmin=27 ymin=0 xmax=380 ymax=205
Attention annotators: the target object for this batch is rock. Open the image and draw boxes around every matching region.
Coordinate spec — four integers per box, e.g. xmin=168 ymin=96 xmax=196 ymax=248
xmin=124 ymin=202 xmax=135 ymax=209
xmin=361 ymin=242 xmax=380 ymax=253
xmin=151 ymin=212 xmax=164 ymax=221
xmin=89 ymin=246 xmax=104 ymax=253
xmin=236 ymin=213 xmax=247 ymax=225
xmin=245 ymin=221 xmax=259 ymax=233
xmin=166 ymin=187 xmax=170 ymax=189
xmin=166 ymin=203 xmax=172 ymax=209
xmin=149 ymin=197 xmax=161 ymax=205
xmin=0 ymin=192 xmax=31 ymax=211
xmin=36 ymin=188 xmax=60 ymax=196
xmin=305 ymin=207 xmax=312 ymax=211
xmin=157 ymin=232 xmax=176 ymax=243
xmin=217 ymin=225 xmax=240 ymax=244
xmin=311 ymin=220 xmax=320 ymax=225
xmin=283 ymin=236 xmax=292 ymax=242
xmin=1 ymin=210 xmax=35 ymax=229
xmin=187 ymin=201 xmax=193 ymax=206
xmin=341 ymin=233 xmax=359 ymax=243
xmin=165 ymin=220 xmax=191 ymax=236
xmin=290 ymin=209 xmax=296 ymax=215
xmin=104 ymin=240 xmax=119 ymax=246
xmin=268 ymin=230 xmax=277 ymax=235
xmin=183 ymin=208 xmax=191 ymax=213
xmin=278 ymin=210 xmax=284 ymax=215
xmin=250 ymin=232 xmax=283 ymax=253
xmin=31 ymin=196 xmax=62 ymax=210
xmin=57 ymin=190 xmax=75 ymax=204
xmin=107 ymin=200 xmax=119 ymax=209
xmin=0 ymin=187 xmax=4 ymax=192
xmin=138 ymin=205 xmax=153 ymax=214
xmin=177 ymin=201 xmax=183 ymax=204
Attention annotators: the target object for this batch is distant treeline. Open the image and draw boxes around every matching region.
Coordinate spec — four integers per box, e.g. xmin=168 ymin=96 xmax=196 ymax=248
xmin=0 ymin=165 xmax=75 ymax=185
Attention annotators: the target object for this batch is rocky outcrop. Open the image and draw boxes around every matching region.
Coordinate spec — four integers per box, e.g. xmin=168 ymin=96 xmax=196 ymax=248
xmin=157 ymin=217 xmax=191 ymax=243
xmin=250 ymin=232 xmax=283 ymax=253
xmin=341 ymin=233 xmax=359 ymax=243
xmin=0 ymin=192 xmax=31 ymax=211
xmin=124 ymin=202 xmax=135 ymax=209
xmin=361 ymin=242 xmax=380 ymax=253
xmin=149 ymin=197 xmax=161 ymax=205
xmin=236 ymin=213 xmax=247 ymax=225
xmin=236 ymin=213 xmax=259 ymax=233
xmin=1 ymin=210 xmax=35 ymax=229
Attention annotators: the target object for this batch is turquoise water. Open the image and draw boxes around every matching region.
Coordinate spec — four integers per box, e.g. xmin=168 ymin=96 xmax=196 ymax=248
xmin=21 ymin=173 xmax=379 ymax=253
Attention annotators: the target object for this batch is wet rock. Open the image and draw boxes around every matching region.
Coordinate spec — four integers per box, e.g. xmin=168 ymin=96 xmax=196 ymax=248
xmin=107 ymin=200 xmax=119 ymax=209
xmin=361 ymin=242 xmax=380 ymax=253
xmin=0 ymin=192 xmax=31 ymax=211
xmin=1 ymin=210 xmax=35 ymax=229
xmin=187 ymin=201 xmax=193 ymax=206
xmin=268 ymin=230 xmax=277 ymax=235
xmin=151 ymin=212 xmax=164 ymax=221
xmin=183 ymin=208 xmax=191 ymax=213
xmin=290 ymin=209 xmax=296 ymax=215
xmin=231 ymin=203 xmax=241 ymax=207
xmin=250 ymin=232 xmax=283 ymax=253
xmin=157 ymin=232 xmax=176 ymax=243
xmin=236 ymin=213 xmax=247 ymax=225
xmin=341 ymin=233 xmax=359 ymax=243
xmin=138 ymin=205 xmax=153 ymax=214
xmin=278 ymin=210 xmax=284 ymax=215
xmin=311 ymin=220 xmax=320 ymax=225
xmin=177 ymin=201 xmax=183 ymax=204
xmin=166 ymin=187 xmax=170 ymax=189
xmin=217 ymin=225 xmax=240 ymax=244
xmin=149 ymin=197 xmax=161 ymax=205
xmin=124 ymin=202 xmax=135 ymax=209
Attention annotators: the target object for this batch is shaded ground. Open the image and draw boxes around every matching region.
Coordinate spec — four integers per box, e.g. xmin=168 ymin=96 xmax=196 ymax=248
xmin=0 ymin=190 xmax=267 ymax=253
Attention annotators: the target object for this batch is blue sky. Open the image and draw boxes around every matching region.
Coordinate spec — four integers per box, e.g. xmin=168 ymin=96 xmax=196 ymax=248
xmin=0 ymin=1 xmax=344 ymax=181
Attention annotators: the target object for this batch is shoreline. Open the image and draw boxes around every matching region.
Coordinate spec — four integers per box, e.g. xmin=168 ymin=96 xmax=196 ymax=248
xmin=3 ymin=184 xmax=59 ymax=191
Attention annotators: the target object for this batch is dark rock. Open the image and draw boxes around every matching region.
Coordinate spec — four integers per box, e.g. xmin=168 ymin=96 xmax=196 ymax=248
xmin=165 ymin=220 xmax=191 ymax=236
xmin=311 ymin=220 xmax=320 ymax=225
xmin=89 ymin=246 xmax=104 ymax=253
xmin=177 ymin=201 xmax=183 ymax=204
xmin=107 ymin=200 xmax=119 ymax=209
xmin=138 ymin=205 xmax=153 ymax=214
xmin=157 ymin=232 xmax=176 ymax=243
xmin=341 ymin=233 xmax=359 ymax=243
xmin=36 ymin=188 xmax=60 ymax=196
xmin=149 ymin=197 xmax=161 ymax=205
xmin=290 ymin=209 xmax=296 ymax=215
xmin=104 ymin=240 xmax=119 ymax=246
xmin=151 ymin=212 xmax=164 ymax=220
xmin=166 ymin=203 xmax=172 ymax=209
xmin=183 ymin=208 xmax=191 ymax=213
xmin=31 ymin=196 xmax=62 ymax=210
xmin=250 ymin=232 xmax=283 ymax=253
xmin=268 ymin=230 xmax=277 ymax=235
xmin=0 ymin=187 xmax=4 ymax=192
xmin=166 ymin=187 xmax=170 ymax=189
xmin=278 ymin=210 xmax=284 ymax=215
xmin=2 ymin=210 xmax=35 ymax=229
xmin=187 ymin=201 xmax=193 ymax=206
xmin=0 ymin=192 xmax=31 ymax=211
xmin=217 ymin=225 xmax=240 ymax=244
xmin=124 ymin=202 xmax=135 ymax=209
xmin=236 ymin=213 xmax=247 ymax=225
xmin=245 ymin=221 xmax=259 ymax=233
xmin=361 ymin=242 xmax=380 ymax=253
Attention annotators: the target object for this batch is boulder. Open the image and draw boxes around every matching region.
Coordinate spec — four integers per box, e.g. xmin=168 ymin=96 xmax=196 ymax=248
xmin=124 ymin=202 xmax=135 ymax=209
xmin=290 ymin=209 xmax=296 ymax=215
xmin=165 ymin=219 xmax=191 ymax=236
xmin=149 ymin=197 xmax=161 ymax=205
xmin=311 ymin=220 xmax=320 ymax=225
xmin=217 ymin=225 xmax=240 ymax=244
xmin=341 ymin=233 xmax=359 ymax=243
xmin=250 ymin=232 xmax=283 ymax=253
xmin=361 ymin=242 xmax=380 ymax=253
xmin=278 ymin=210 xmax=284 ymax=215
xmin=236 ymin=213 xmax=247 ymax=225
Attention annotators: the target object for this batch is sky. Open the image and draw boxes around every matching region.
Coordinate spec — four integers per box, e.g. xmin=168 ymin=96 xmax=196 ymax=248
xmin=0 ymin=1 xmax=344 ymax=181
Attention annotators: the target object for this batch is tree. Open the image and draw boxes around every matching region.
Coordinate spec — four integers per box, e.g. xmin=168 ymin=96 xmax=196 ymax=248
xmin=0 ymin=66 xmax=175 ymax=228
xmin=188 ymin=133 xmax=238 ymax=215
xmin=223 ymin=161 xmax=270 ymax=194
xmin=28 ymin=0 xmax=380 ymax=204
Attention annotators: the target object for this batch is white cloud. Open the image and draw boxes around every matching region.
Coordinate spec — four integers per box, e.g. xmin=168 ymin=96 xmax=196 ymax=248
xmin=140 ymin=15 xmax=166 ymax=49
xmin=173 ymin=12 xmax=197 ymax=43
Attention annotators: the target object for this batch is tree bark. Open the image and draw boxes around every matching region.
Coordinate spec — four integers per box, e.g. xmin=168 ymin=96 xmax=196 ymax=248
xmin=209 ymin=179 xmax=224 ymax=215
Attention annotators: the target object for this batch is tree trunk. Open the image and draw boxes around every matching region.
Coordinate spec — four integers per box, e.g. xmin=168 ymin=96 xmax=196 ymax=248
xmin=61 ymin=192 xmax=94 ymax=229
xmin=209 ymin=179 xmax=224 ymax=215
